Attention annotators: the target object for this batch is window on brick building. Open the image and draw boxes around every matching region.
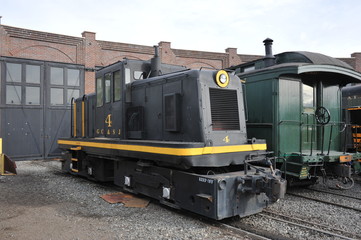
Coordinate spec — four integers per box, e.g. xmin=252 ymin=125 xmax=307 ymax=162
xmin=26 ymin=86 xmax=40 ymax=105
xmin=6 ymin=63 xmax=22 ymax=105
xmin=50 ymin=66 xmax=83 ymax=106
xmin=50 ymin=67 xmax=64 ymax=85
xmin=5 ymin=62 xmax=42 ymax=105
xmin=67 ymin=89 xmax=80 ymax=104
xmin=6 ymin=85 xmax=21 ymax=104
xmin=51 ymin=88 xmax=64 ymax=105
xmin=67 ymin=69 xmax=80 ymax=86
xmin=6 ymin=63 xmax=21 ymax=82
xmin=26 ymin=65 xmax=40 ymax=84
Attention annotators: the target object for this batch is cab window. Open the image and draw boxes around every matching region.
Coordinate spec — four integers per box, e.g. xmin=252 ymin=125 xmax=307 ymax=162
xmin=96 ymin=77 xmax=103 ymax=107
xmin=113 ymin=70 xmax=121 ymax=101
xmin=105 ymin=73 xmax=111 ymax=103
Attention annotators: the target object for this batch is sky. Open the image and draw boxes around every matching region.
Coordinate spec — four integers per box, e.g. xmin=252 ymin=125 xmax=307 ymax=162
xmin=1 ymin=0 xmax=361 ymax=58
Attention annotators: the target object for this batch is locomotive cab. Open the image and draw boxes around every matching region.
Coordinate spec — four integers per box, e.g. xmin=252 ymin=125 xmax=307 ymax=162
xmin=93 ymin=57 xmax=187 ymax=139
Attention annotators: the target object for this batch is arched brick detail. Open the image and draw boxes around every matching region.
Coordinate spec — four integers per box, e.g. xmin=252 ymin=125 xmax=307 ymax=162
xmin=10 ymin=45 xmax=75 ymax=63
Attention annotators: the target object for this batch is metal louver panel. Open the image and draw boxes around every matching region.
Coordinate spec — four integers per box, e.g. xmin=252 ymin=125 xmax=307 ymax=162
xmin=209 ymin=88 xmax=240 ymax=131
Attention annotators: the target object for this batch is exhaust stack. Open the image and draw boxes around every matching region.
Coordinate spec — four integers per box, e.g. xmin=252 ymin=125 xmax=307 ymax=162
xmin=150 ymin=45 xmax=161 ymax=77
xmin=263 ymin=38 xmax=276 ymax=67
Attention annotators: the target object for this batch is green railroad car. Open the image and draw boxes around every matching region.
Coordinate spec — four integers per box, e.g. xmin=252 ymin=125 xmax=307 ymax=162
xmin=230 ymin=39 xmax=361 ymax=188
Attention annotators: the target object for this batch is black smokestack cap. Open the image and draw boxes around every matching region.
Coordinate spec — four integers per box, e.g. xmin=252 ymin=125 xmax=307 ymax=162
xmin=263 ymin=38 xmax=275 ymax=67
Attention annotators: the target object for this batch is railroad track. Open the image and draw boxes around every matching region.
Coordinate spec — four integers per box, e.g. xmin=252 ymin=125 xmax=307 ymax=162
xmin=260 ymin=210 xmax=361 ymax=240
xmin=218 ymin=209 xmax=360 ymax=240
xmin=214 ymin=221 xmax=273 ymax=240
xmin=287 ymin=192 xmax=361 ymax=213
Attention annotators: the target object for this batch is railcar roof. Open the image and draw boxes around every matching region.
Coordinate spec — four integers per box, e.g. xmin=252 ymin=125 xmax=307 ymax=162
xmin=276 ymin=51 xmax=352 ymax=69
xmin=235 ymin=51 xmax=361 ymax=84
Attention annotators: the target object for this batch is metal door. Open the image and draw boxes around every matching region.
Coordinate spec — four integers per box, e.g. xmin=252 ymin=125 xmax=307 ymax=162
xmin=95 ymin=66 xmax=122 ymax=138
xmin=278 ymin=78 xmax=302 ymax=156
xmin=0 ymin=58 xmax=83 ymax=160
xmin=45 ymin=63 xmax=83 ymax=157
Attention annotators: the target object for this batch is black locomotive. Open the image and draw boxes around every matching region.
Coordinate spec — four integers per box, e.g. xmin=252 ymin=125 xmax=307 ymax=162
xmin=58 ymin=47 xmax=286 ymax=220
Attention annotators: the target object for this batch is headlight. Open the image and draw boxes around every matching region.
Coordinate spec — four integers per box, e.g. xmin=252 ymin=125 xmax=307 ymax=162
xmin=215 ymin=70 xmax=229 ymax=87
xmin=220 ymin=74 xmax=227 ymax=83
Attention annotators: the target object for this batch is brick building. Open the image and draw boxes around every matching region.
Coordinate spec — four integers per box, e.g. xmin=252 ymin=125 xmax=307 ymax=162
xmin=2 ymin=24 xmax=361 ymax=93
xmin=0 ymin=25 xmax=265 ymax=94
xmin=0 ymin=24 xmax=360 ymax=159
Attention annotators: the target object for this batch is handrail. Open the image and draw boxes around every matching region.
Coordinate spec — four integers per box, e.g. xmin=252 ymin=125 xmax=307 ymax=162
xmin=70 ymin=97 xmax=75 ymax=138
xmin=280 ymin=113 xmax=350 ymax=156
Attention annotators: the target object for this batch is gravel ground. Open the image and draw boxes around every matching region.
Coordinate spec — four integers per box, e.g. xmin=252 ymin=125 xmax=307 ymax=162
xmin=1 ymin=160 xmax=360 ymax=240
xmin=0 ymin=160 xmax=249 ymax=240
xmin=231 ymin=176 xmax=361 ymax=240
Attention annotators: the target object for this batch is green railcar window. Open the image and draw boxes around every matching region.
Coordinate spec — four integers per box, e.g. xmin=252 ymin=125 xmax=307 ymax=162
xmin=96 ymin=77 xmax=103 ymax=107
xmin=303 ymin=84 xmax=314 ymax=112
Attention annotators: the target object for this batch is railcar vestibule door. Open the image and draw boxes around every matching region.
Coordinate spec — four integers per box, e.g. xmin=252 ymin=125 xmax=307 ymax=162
xmin=0 ymin=58 xmax=84 ymax=159
xmin=278 ymin=78 xmax=302 ymax=156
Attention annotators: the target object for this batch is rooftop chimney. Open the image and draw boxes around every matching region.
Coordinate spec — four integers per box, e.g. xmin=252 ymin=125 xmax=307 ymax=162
xmin=263 ymin=38 xmax=276 ymax=67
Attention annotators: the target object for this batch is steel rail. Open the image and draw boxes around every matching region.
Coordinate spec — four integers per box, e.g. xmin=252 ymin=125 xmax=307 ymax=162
xmin=258 ymin=212 xmax=357 ymax=240
xmin=307 ymin=188 xmax=361 ymax=201
xmin=287 ymin=192 xmax=361 ymax=212
xmin=262 ymin=210 xmax=361 ymax=240
xmin=214 ymin=222 xmax=272 ymax=240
